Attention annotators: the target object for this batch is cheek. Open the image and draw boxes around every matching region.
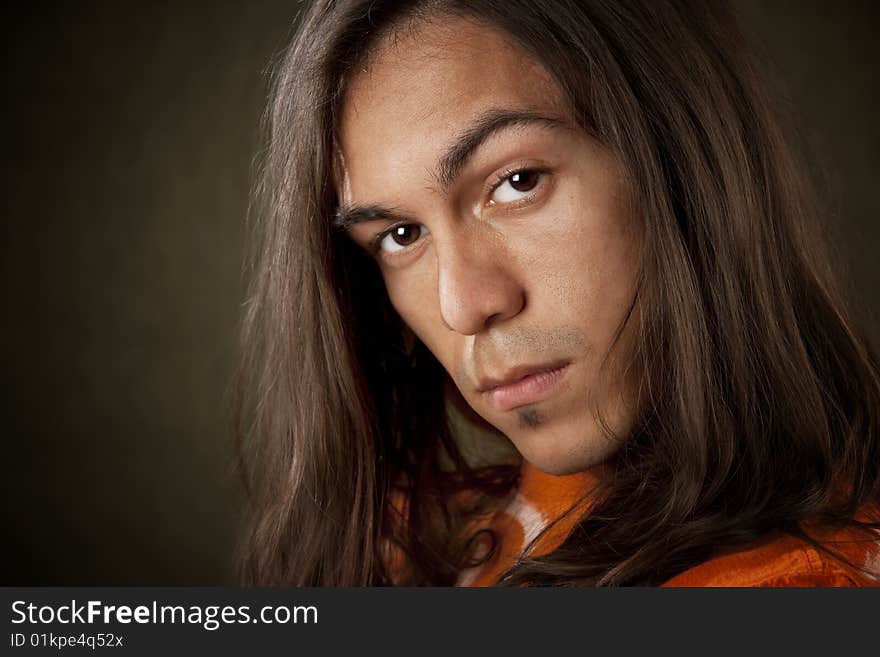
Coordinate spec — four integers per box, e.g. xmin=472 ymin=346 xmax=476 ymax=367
xmin=383 ymin=267 xmax=452 ymax=364
xmin=516 ymin=185 xmax=638 ymax=318
xmin=559 ymin=220 xmax=638 ymax=333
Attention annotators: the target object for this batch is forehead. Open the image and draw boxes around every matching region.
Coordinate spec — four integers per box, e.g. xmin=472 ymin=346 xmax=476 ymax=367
xmin=337 ymin=16 xmax=568 ymax=194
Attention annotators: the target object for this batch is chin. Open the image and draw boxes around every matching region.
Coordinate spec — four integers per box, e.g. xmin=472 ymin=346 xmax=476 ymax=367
xmin=501 ymin=408 xmax=628 ymax=476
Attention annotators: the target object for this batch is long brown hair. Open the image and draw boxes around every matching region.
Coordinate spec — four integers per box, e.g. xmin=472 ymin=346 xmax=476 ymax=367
xmin=232 ymin=0 xmax=880 ymax=586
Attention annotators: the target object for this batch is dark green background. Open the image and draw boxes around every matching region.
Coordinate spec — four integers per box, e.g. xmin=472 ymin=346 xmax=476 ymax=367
xmin=4 ymin=1 xmax=878 ymax=584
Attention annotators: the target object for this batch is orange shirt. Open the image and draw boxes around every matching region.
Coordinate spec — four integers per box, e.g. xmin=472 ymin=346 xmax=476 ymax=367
xmin=456 ymin=461 xmax=880 ymax=587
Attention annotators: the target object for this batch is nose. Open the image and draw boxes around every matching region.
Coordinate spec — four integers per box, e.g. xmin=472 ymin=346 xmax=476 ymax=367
xmin=436 ymin=236 xmax=525 ymax=335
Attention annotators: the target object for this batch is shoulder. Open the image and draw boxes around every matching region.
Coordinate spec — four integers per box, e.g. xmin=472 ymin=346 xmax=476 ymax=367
xmin=663 ymin=520 xmax=880 ymax=587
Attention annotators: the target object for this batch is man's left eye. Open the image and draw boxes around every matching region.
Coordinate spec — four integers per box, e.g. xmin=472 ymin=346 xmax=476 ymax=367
xmin=491 ymin=170 xmax=543 ymax=204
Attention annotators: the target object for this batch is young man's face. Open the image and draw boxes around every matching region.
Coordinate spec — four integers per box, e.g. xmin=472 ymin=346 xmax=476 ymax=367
xmin=337 ymin=17 xmax=641 ymax=475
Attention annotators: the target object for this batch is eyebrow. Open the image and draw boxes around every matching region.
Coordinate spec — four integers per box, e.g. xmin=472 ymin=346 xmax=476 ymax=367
xmin=332 ymin=108 xmax=567 ymax=230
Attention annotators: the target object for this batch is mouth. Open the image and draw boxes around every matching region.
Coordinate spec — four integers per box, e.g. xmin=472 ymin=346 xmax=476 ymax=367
xmin=477 ymin=361 xmax=571 ymax=412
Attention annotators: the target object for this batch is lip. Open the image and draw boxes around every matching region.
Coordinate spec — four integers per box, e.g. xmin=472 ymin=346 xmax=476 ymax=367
xmin=478 ymin=361 xmax=570 ymax=412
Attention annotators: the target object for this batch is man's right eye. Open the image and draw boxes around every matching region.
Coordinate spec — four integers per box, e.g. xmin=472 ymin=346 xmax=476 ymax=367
xmin=377 ymin=223 xmax=429 ymax=254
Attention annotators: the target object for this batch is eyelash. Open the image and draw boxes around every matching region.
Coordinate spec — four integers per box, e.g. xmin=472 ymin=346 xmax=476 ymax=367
xmin=369 ymin=166 xmax=549 ymax=255
xmin=369 ymin=223 xmax=409 ymax=254
xmin=486 ymin=165 xmax=548 ymax=200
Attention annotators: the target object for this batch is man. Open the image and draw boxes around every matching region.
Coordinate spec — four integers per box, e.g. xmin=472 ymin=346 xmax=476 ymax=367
xmin=234 ymin=0 xmax=880 ymax=586
xmin=335 ymin=16 xmax=640 ymax=477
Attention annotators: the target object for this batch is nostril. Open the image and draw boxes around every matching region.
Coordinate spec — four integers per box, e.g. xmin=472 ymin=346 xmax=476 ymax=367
xmin=484 ymin=312 xmax=504 ymax=328
xmin=437 ymin=250 xmax=526 ymax=334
